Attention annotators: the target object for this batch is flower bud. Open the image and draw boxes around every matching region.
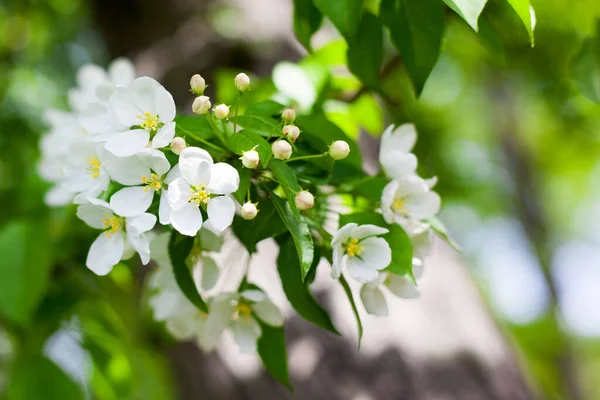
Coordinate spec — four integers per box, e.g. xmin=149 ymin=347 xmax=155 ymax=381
xmin=282 ymin=125 xmax=300 ymax=142
xmin=272 ymin=140 xmax=292 ymax=160
xmin=282 ymin=108 xmax=295 ymax=124
xmin=329 ymin=140 xmax=350 ymax=160
xmin=190 ymin=74 xmax=206 ymax=95
xmin=214 ymin=104 xmax=230 ymax=120
xmin=171 ymin=137 xmax=187 ymax=155
xmin=295 ymin=190 xmax=314 ymax=211
xmin=192 ymin=95 xmax=211 ymax=115
xmin=241 ymin=202 xmax=259 ymax=220
xmin=240 ymin=149 xmax=260 ymax=169
xmin=235 ymin=73 xmax=250 ymax=92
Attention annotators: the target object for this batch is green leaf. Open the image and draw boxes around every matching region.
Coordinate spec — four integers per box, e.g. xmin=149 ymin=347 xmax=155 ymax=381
xmin=572 ymin=28 xmax=600 ymax=103
xmin=277 ymin=238 xmax=339 ymax=334
xmin=7 ymin=356 xmax=84 ymax=400
xmin=168 ymin=231 xmax=208 ymax=313
xmin=442 ymin=0 xmax=488 ymax=31
xmin=245 ymin=100 xmax=286 ymax=118
xmin=506 ymin=0 xmax=535 ymax=46
xmin=233 ymin=163 xmax=252 ymax=204
xmin=231 ymin=115 xmax=280 ymax=138
xmin=231 ymin=200 xmax=287 ymax=253
xmin=228 ymin=130 xmax=272 ymax=168
xmin=339 ymin=212 xmax=412 ymax=276
xmin=339 ymin=275 xmax=363 ymax=348
xmin=0 ymin=220 xmax=52 ymax=325
xmin=270 ymin=193 xmax=314 ymax=280
xmin=313 ymin=0 xmax=364 ymax=41
xmin=428 ymin=216 xmax=462 ymax=252
xmin=174 ymin=115 xmax=214 ymax=140
xmin=269 ymin=159 xmax=302 ymax=206
xmin=257 ymin=321 xmax=292 ymax=389
xmin=293 ymin=0 xmax=323 ymax=51
xmin=380 ymin=0 xmax=445 ymax=96
xmin=347 ymin=13 xmax=383 ymax=91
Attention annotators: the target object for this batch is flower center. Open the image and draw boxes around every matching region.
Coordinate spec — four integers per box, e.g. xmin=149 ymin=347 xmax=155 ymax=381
xmin=188 ymin=184 xmax=211 ymax=205
xmin=344 ymin=238 xmax=364 ymax=257
xmin=87 ymin=157 xmax=101 ymax=179
xmin=234 ymin=302 xmax=253 ymax=320
xmin=141 ymin=173 xmax=162 ymax=192
xmin=391 ymin=199 xmax=407 ymax=215
xmin=137 ymin=112 xmax=160 ymax=131
xmin=102 ymin=215 xmax=124 ymax=237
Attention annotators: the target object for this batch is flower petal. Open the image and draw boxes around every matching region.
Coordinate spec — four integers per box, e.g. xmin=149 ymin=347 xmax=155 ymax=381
xmin=405 ymin=191 xmax=441 ymax=220
xmin=108 ymin=57 xmax=136 ymax=87
xmin=180 ymin=159 xmax=211 ymax=187
xmin=109 ymin=87 xmax=144 ymax=127
xmin=360 ymin=285 xmax=388 ymax=316
xmin=166 ymin=177 xmax=191 ymax=212
xmin=358 ymin=237 xmax=392 ymax=270
xmin=380 ymin=151 xmax=417 ymax=180
xmin=151 ymin=122 xmax=175 ymax=149
xmin=381 ymin=123 xmax=417 ymax=153
xmin=165 ymin=164 xmax=181 ymax=184
xmin=104 ymin=129 xmax=149 ymax=157
xmin=136 ymin=147 xmax=171 ymax=175
xmin=231 ymin=316 xmax=261 ymax=354
xmin=240 ymin=290 xmax=266 ymax=302
xmin=202 ymin=293 xmax=236 ymax=349
xmin=127 ymin=231 xmax=152 ymax=265
xmin=385 ymin=275 xmax=420 ymax=299
xmin=207 ymin=163 xmax=239 ymax=194
xmin=78 ymin=103 xmax=112 ymax=134
xmin=170 ymin=202 xmax=203 ymax=236
xmin=200 ymin=256 xmax=219 ymax=291
xmin=86 ymin=231 xmax=124 ymax=276
xmin=381 ymin=180 xmax=398 ymax=224
xmin=252 ymin=300 xmax=284 ymax=327
xmin=77 ymin=203 xmax=113 ymax=229
xmin=206 ymin=196 xmax=235 ymax=232
xmin=110 ymin=186 xmax=154 ymax=217
xmin=153 ymin=85 xmax=176 ymax=122
xmin=331 ymin=223 xmax=358 ymax=246
xmin=103 ymin=152 xmax=150 ymax=185
xmin=180 ymin=147 xmax=213 ymax=165
xmin=353 ymin=224 xmax=389 ymax=240
xmin=158 ymin=190 xmax=171 ymax=225
xmin=126 ymin=213 xmax=157 ymax=235
xmin=346 ymin=256 xmax=380 ymax=283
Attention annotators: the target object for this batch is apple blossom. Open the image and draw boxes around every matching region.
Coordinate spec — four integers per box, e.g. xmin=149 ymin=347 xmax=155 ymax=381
xmin=190 ymin=74 xmax=207 ymax=95
xmin=360 ymin=272 xmax=419 ymax=316
xmin=171 ymin=137 xmax=187 ymax=155
xmin=241 ymin=202 xmax=259 ymax=220
xmin=379 ymin=123 xmax=418 ymax=180
xmin=329 ymin=140 xmax=350 ymax=160
xmin=192 ymin=95 xmax=211 ymax=115
xmin=295 ymin=190 xmax=314 ymax=210
xmin=234 ymin=73 xmax=250 ymax=92
xmin=272 ymin=140 xmax=292 ymax=160
xmin=281 ymin=108 xmax=295 ymax=124
xmin=282 ymin=124 xmax=300 ymax=142
xmin=240 ymin=149 xmax=260 ymax=169
xmin=214 ymin=104 xmax=230 ymax=120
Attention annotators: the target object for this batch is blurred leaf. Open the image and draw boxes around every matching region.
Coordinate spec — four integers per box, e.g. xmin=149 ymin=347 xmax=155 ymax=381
xmin=244 ymin=100 xmax=286 ymax=117
xmin=339 ymin=275 xmax=363 ymax=347
xmin=231 ymin=115 xmax=280 ymax=138
xmin=380 ymin=0 xmax=445 ymax=95
xmin=349 ymin=93 xmax=384 ymax=135
xmin=293 ymin=0 xmax=323 ymax=51
xmin=0 ymin=220 xmax=52 ymax=325
xmin=174 ymin=116 xmax=214 ymax=140
xmin=428 ymin=216 xmax=463 ymax=252
xmin=168 ymin=232 xmax=208 ymax=313
xmin=231 ymin=200 xmax=287 ymax=253
xmin=347 ymin=13 xmax=383 ymax=91
xmin=271 ymin=193 xmax=314 ymax=280
xmin=572 ymin=30 xmax=600 ymax=103
xmin=506 ymin=0 xmax=535 ymax=46
xmin=270 ymin=159 xmax=302 ymax=206
xmin=228 ymin=130 xmax=272 ymax=167
xmin=257 ymin=321 xmax=291 ymax=389
xmin=7 ymin=356 xmax=84 ymax=400
xmin=277 ymin=238 xmax=339 ymax=334
xmin=442 ymin=0 xmax=488 ymax=31
xmin=233 ymin=162 xmax=252 ymax=204
xmin=313 ymin=0 xmax=364 ymax=41
xmin=199 ymin=227 xmax=224 ymax=252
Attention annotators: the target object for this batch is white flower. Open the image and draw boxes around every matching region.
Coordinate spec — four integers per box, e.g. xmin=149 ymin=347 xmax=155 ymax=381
xmin=240 ymin=149 xmax=259 ymax=169
xmin=234 ymin=73 xmax=250 ymax=92
xmin=76 ymin=197 xmax=156 ymax=275
xmin=379 ymin=124 xmax=418 ymax=180
xmin=202 ymin=290 xmax=283 ymax=353
xmin=329 ymin=140 xmax=350 ymax=160
xmin=192 ymin=96 xmax=211 ymax=115
xmin=62 ymin=143 xmax=110 ymax=199
xmin=295 ymin=190 xmax=314 ymax=210
xmin=241 ymin=202 xmax=258 ymax=220
xmin=272 ymin=140 xmax=292 ymax=160
xmin=108 ymin=148 xmax=171 ymax=220
xmin=167 ymin=147 xmax=239 ymax=236
xmin=282 ymin=125 xmax=300 ymax=142
xmin=411 ymin=229 xmax=434 ymax=279
xmin=106 ymin=77 xmax=176 ymax=157
xmin=214 ymin=104 xmax=230 ymax=120
xmin=360 ymin=271 xmax=419 ymax=316
xmin=381 ymin=175 xmax=441 ymax=235
xmin=331 ymin=223 xmax=392 ymax=283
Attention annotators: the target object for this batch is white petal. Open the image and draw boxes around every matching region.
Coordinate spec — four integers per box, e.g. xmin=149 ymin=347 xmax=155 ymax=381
xmin=200 ymin=257 xmax=219 ymax=291
xmin=240 ymin=290 xmax=267 ymax=302
xmin=207 ymin=163 xmax=240 ymax=194
xmin=360 ymin=285 xmax=388 ymax=316
xmin=45 ymin=185 xmax=75 ymax=206
xmin=252 ymin=300 xmax=284 ymax=327
xmin=405 ymin=191 xmax=441 ymax=220
xmin=78 ymin=103 xmax=112 ymax=134
xmin=231 ymin=316 xmax=261 ymax=354
xmin=110 ymin=187 xmax=154 ymax=217
xmin=330 ymin=245 xmax=343 ymax=280
xmin=153 ymin=85 xmax=176 ymax=122
xmin=180 ymin=159 xmax=211 ymax=187
xmin=385 ymin=275 xmax=420 ymax=299
xmin=103 ymin=152 xmax=150 ymax=185
xmin=77 ymin=204 xmax=113 ymax=229
xmin=151 ymin=122 xmax=176 ymax=149
xmin=170 ymin=202 xmax=203 ymax=237
xmin=411 ymin=229 xmax=434 ymax=260
xmin=359 ymin=237 xmax=392 ymax=270
xmin=104 ymin=129 xmax=149 ymax=157
xmin=149 ymin=291 xmax=178 ymax=321
xmin=331 ymin=223 xmax=358 ymax=246
xmin=76 ymin=64 xmax=108 ymax=90
xmin=179 ymin=147 xmax=213 ymax=165
xmin=166 ymin=177 xmax=191 ymax=211
xmin=126 ymin=213 xmax=157 ymax=234
xmin=381 ymin=123 xmax=417 ymax=153
xmin=150 ymin=233 xmax=171 ymax=267
xmin=346 ymin=256 xmax=380 ymax=283
xmin=86 ymin=231 xmax=124 ymax=276
xmin=109 ymin=87 xmax=144 ymax=127
xmin=166 ymin=316 xmax=197 ymax=340
xmin=394 ymin=175 xmax=429 ymax=198
xmin=202 ymin=294 xmax=236 ymax=349
xmin=353 ymin=224 xmax=389 ymax=240
xmin=108 ymin=58 xmax=136 ymax=86
xmin=425 ymin=176 xmax=438 ymax=189
xmin=165 ymin=164 xmax=181 ymax=184
xmin=206 ymin=196 xmax=235 ymax=232
xmin=412 ymin=260 xmax=425 ymax=279
xmin=127 ymin=231 xmax=152 ymax=265
xmin=380 ymin=151 xmax=417 ymax=180
xmin=158 ymin=190 xmax=171 ymax=225
xmin=136 ymin=148 xmax=171 ymax=175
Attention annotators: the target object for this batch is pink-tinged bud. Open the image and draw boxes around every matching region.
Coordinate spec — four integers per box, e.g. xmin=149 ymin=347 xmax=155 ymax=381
xmin=192 ymin=96 xmax=211 ymax=115
xmin=214 ymin=104 xmax=230 ymax=120
xmin=272 ymin=140 xmax=292 ymax=160
xmin=241 ymin=202 xmax=259 ymax=220
xmin=295 ymin=190 xmax=314 ymax=211
xmin=171 ymin=137 xmax=187 ymax=155
xmin=234 ymin=73 xmax=250 ymax=92
xmin=282 ymin=108 xmax=295 ymax=124
xmin=329 ymin=140 xmax=350 ymax=160
xmin=282 ymin=125 xmax=300 ymax=142
xmin=240 ymin=149 xmax=260 ymax=169
xmin=190 ymin=74 xmax=206 ymax=95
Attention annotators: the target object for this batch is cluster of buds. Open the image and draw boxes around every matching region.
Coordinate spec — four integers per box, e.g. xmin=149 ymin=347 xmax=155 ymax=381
xmin=190 ymin=73 xmax=249 ymax=121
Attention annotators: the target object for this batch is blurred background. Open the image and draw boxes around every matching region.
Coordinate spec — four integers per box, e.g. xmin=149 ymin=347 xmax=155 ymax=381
xmin=1 ymin=0 xmax=600 ymax=399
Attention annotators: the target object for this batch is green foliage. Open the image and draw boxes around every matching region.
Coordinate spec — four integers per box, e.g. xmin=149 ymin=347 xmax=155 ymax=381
xmin=506 ymin=0 xmax=534 ymax=45
xmin=572 ymin=25 xmax=600 ymax=103
xmin=228 ymin=130 xmax=272 ymax=167
xmin=230 ymin=115 xmax=281 ymax=138
xmin=312 ymin=0 xmax=364 ymax=41
xmin=293 ymin=0 xmax=323 ymax=51
xmin=231 ymin=201 xmax=287 ymax=253
xmin=442 ymin=0 xmax=488 ymax=31
xmin=339 ymin=275 xmax=363 ymax=347
xmin=168 ymin=232 xmax=208 ymax=313
xmin=347 ymin=13 xmax=384 ymax=91
xmin=257 ymin=321 xmax=291 ymax=389
xmin=175 ymin=116 xmax=214 ymax=140
xmin=270 ymin=159 xmax=303 ymax=205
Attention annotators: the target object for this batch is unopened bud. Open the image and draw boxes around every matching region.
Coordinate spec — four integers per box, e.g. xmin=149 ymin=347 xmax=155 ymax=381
xmin=241 ymin=202 xmax=259 ymax=220
xmin=235 ymin=73 xmax=250 ymax=92
xmin=171 ymin=137 xmax=187 ymax=155
xmin=282 ymin=108 xmax=296 ymax=124
xmin=240 ymin=149 xmax=260 ymax=169
xmin=295 ymin=190 xmax=314 ymax=211
xmin=272 ymin=140 xmax=292 ymax=160
xmin=214 ymin=104 xmax=230 ymax=120
xmin=190 ymin=74 xmax=206 ymax=95
xmin=192 ymin=96 xmax=211 ymax=115
xmin=329 ymin=140 xmax=350 ymax=160
xmin=282 ymin=125 xmax=300 ymax=142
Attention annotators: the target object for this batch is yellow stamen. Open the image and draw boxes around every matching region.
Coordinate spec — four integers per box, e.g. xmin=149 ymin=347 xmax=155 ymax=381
xmin=137 ymin=111 xmax=160 ymax=131
xmin=188 ymin=184 xmax=211 ymax=204
xmin=392 ymin=199 xmax=407 ymax=215
xmin=345 ymin=238 xmax=364 ymax=257
xmin=87 ymin=157 xmax=101 ymax=179
xmin=141 ymin=173 xmax=162 ymax=192
xmin=234 ymin=302 xmax=253 ymax=320
xmin=102 ymin=215 xmax=124 ymax=237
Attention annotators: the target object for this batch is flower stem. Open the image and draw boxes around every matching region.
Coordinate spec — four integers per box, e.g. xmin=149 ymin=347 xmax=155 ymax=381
xmin=233 ymin=94 xmax=240 ymax=134
xmin=284 ymin=152 xmax=329 ymax=163
xmin=207 ymin=114 xmax=227 ymax=146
